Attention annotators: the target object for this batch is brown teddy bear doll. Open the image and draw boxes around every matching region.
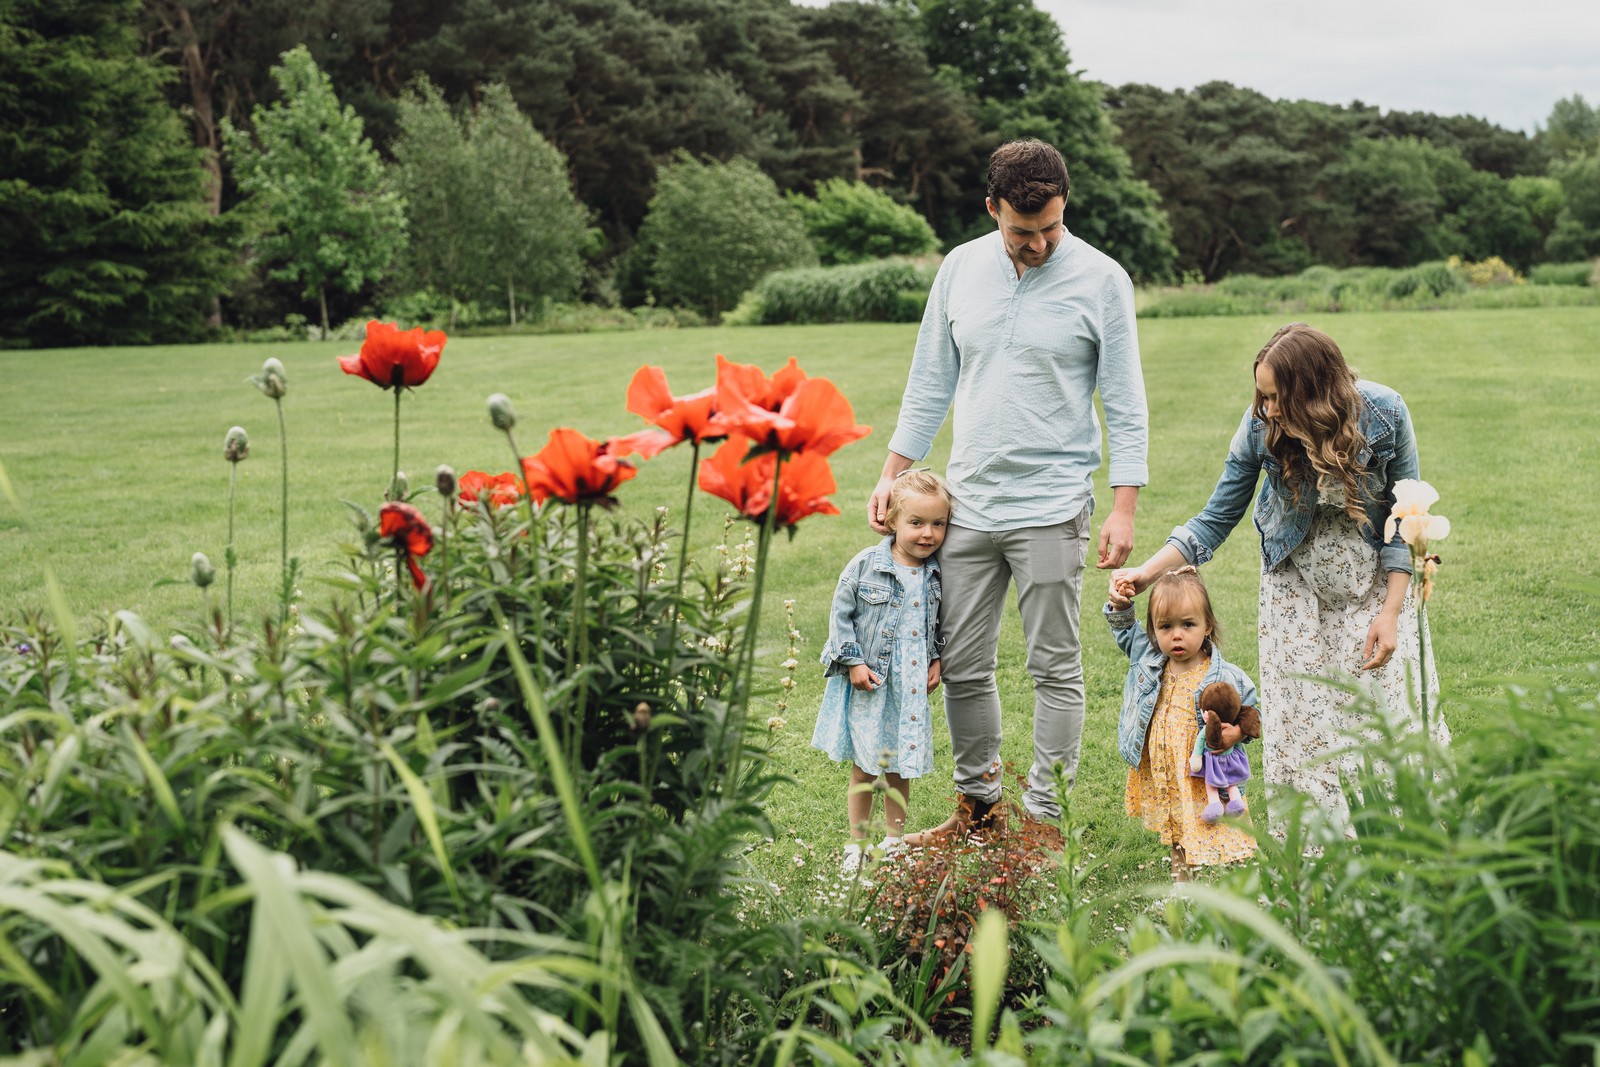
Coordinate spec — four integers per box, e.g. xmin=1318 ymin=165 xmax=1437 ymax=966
xmin=1188 ymin=680 xmax=1262 ymax=823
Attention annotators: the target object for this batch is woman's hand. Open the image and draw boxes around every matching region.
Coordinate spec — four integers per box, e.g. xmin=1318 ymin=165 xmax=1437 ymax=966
xmin=1215 ymin=722 xmax=1242 ymax=750
xmin=1107 ymin=567 xmax=1145 ymax=605
xmin=1360 ymin=612 xmax=1399 ymax=670
xmin=927 ymin=659 xmax=941 ymax=692
xmin=849 ymin=664 xmax=882 ymax=691
xmin=1362 ymin=570 xmax=1411 ymax=670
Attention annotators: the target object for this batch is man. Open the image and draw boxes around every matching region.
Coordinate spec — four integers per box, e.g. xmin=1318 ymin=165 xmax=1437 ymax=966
xmin=867 ymin=138 xmax=1148 ymax=836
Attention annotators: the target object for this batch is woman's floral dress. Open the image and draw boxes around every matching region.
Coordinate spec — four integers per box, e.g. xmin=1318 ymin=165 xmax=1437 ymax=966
xmin=1257 ymin=484 xmax=1449 ymax=835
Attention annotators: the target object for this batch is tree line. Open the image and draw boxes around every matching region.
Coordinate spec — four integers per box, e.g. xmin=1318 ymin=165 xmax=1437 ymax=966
xmin=3 ymin=0 xmax=1598 ymax=347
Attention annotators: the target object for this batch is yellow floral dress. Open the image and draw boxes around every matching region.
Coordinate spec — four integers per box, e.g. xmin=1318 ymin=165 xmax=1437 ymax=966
xmin=1124 ymin=655 xmax=1256 ymax=866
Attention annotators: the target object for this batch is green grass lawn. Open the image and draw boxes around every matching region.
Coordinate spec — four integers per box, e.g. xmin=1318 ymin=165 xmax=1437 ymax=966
xmin=4 ymin=308 xmax=1598 ymax=934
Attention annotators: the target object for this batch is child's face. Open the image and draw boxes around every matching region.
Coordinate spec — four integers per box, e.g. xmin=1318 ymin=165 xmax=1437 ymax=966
xmin=889 ymin=492 xmax=949 ymax=564
xmin=1152 ymin=593 xmax=1211 ymax=666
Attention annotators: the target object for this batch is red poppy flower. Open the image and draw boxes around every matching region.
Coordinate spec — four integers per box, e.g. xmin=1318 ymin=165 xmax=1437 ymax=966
xmin=338 ymin=320 xmax=447 ymax=390
xmin=712 ymin=355 xmax=870 ymax=457
xmin=699 ymin=436 xmax=841 ymax=530
xmin=520 ymin=427 xmax=639 ymax=506
xmin=457 ymin=470 xmax=524 ymax=509
xmin=625 ymin=366 xmax=727 ymax=452
xmin=379 ymin=502 xmax=434 ymax=588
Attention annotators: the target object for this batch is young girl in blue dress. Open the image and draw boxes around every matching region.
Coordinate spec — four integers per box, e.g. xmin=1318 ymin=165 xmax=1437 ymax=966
xmin=813 ymin=470 xmax=953 ymax=873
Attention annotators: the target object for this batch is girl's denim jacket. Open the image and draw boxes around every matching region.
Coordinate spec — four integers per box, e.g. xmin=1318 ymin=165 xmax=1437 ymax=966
xmin=819 ymin=537 xmax=942 ymax=678
xmin=1167 ymin=380 xmax=1419 ymax=576
xmin=1104 ymin=601 xmax=1260 ymax=767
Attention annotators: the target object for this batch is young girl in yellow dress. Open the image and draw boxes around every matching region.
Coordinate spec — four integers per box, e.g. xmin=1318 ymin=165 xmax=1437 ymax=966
xmin=1106 ymin=567 xmax=1259 ymax=881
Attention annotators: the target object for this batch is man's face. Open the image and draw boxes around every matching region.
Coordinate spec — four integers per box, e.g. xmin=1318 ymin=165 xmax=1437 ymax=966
xmin=987 ymin=195 xmax=1065 ymax=272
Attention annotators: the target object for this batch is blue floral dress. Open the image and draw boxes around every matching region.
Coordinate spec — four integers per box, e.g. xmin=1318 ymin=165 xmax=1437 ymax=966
xmin=811 ymin=562 xmax=935 ymax=778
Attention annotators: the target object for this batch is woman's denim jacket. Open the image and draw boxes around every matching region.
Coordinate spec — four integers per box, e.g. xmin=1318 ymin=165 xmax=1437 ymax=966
xmin=1167 ymin=380 xmax=1419 ymax=576
xmin=1104 ymin=601 xmax=1260 ymax=767
xmin=819 ymin=537 xmax=942 ymax=678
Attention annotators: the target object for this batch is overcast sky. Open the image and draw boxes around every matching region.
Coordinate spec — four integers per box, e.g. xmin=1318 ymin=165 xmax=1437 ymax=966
xmin=1039 ymin=0 xmax=1599 ymax=133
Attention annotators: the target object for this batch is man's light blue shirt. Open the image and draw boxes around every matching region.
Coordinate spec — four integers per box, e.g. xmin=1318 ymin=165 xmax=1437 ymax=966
xmin=887 ymin=229 xmax=1149 ymax=531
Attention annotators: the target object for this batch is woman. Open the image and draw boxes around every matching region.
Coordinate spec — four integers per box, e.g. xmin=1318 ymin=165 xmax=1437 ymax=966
xmin=1111 ymin=322 xmax=1447 ymax=835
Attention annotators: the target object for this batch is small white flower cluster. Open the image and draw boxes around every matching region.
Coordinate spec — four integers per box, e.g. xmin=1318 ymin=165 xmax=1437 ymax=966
xmin=774 ymin=598 xmax=803 ymax=719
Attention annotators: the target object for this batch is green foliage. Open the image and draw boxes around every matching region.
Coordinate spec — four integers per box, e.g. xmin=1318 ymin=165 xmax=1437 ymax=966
xmin=0 ymin=0 xmax=225 ymax=347
xmin=1529 ymin=260 xmax=1595 ymax=286
xmin=1254 ymin=673 xmax=1600 ymax=1063
xmin=1547 ymin=151 xmax=1600 ymax=260
xmin=0 ymin=489 xmax=844 ymax=1061
xmin=915 ymin=0 xmax=1177 ymax=281
xmin=636 ymin=154 xmax=816 ymax=318
xmin=737 ymin=259 xmax=935 ymax=325
xmin=223 ymin=46 xmax=406 ymax=336
xmin=392 ymin=81 xmax=591 ymax=327
xmin=1539 ymin=93 xmax=1600 ymax=161
xmin=1138 ymin=260 xmax=1600 ymax=318
xmin=789 ymin=179 xmax=939 ymax=266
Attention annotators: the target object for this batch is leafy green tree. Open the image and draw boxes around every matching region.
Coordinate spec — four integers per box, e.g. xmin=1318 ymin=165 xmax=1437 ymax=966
xmin=0 ymin=0 xmax=224 ymax=347
xmin=1546 ymin=151 xmax=1600 ymax=259
xmin=223 ymin=45 xmax=405 ymax=337
xmin=1105 ymin=81 xmax=1332 ymax=279
xmin=913 ymin=0 xmax=1176 ymax=279
xmin=789 ymin=179 xmax=939 ymax=265
xmin=1539 ymin=94 xmax=1600 ymax=162
xmin=466 ymin=83 xmax=591 ymax=323
xmin=393 ymin=81 xmax=590 ymax=325
xmin=800 ymin=1 xmax=986 ymax=244
xmin=391 ymin=80 xmax=477 ymax=324
xmin=635 ymin=154 xmax=815 ymax=318
xmin=1508 ymin=175 xmax=1568 ymax=258
xmin=1333 ymin=137 xmax=1446 ymax=266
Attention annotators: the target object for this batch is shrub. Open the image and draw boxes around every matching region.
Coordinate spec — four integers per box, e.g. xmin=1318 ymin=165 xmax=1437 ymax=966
xmin=789 ymin=179 xmax=940 ymax=266
xmin=634 ymin=154 xmax=816 ymax=319
xmin=1529 ymin=260 xmax=1595 ymax=286
xmin=1448 ymin=254 xmax=1522 ymax=287
xmin=745 ymin=259 xmax=935 ymax=325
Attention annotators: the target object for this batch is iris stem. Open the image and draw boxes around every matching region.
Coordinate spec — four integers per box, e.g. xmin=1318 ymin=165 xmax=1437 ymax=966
xmin=275 ymin=397 xmax=288 ymax=626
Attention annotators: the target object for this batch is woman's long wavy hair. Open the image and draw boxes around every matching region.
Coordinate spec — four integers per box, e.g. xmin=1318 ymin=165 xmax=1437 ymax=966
xmin=1254 ymin=323 xmax=1368 ymax=527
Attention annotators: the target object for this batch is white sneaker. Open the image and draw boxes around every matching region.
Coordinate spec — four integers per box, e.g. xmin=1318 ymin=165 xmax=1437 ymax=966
xmin=876 ymin=836 xmax=905 ymax=857
xmin=840 ymin=844 xmax=864 ymax=878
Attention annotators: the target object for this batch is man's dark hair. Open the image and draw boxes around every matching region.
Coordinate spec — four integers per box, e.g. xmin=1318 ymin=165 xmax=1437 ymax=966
xmin=985 ymin=139 xmax=1070 ymax=214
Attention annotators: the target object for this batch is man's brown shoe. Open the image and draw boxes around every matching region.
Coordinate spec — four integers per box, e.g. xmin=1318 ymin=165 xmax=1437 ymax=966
xmin=903 ymin=793 xmax=999 ymax=847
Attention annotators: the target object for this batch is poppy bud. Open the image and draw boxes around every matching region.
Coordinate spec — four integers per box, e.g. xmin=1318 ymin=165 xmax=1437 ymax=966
xmin=253 ymin=358 xmax=288 ymax=399
xmin=436 ymin=464 xmax=457 ymax=498
xmin=389 ymin=471 xmax=409 ymax=500
xmin=190 ymin=551 xmax=216 ymax=588
xmin=487 ymin=393 xmax=517 ymax=431
xmin=632 ymin=701 xmax=653 ymax=732
xmin=224 ymin=425 xmax=250 ymax=463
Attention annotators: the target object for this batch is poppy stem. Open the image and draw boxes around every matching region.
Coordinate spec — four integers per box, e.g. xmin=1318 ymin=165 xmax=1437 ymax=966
xmin=439 ymin=499 xmax=451 ymax=611
xmin=395 ymin=545 xmax=405 ymax=606
xmin=503 ymin=427 xmax=539 ymax=676
xmin=391 ymin=387 xmax=403 ymax=500
xmin=566 ymin=504 xmax=591 ymax=758
xmin=666 ymin=439 xmax=700 ymax=664
xmin=226 ymin=462 xmax=238 ymax=639
xmin=728 ymin=454 xmax=784 ymax=787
